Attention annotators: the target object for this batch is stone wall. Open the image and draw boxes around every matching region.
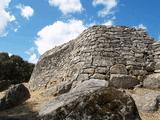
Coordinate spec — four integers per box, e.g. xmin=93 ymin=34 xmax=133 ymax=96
xmin=29 ymin=25 xmax=159 ymax=93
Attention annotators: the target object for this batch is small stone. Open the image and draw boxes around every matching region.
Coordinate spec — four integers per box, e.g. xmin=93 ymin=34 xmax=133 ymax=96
xmin=82 ymin=68 xmax=95 ymax=74
xmin=129 ymin=70 xmax=147 ymax=76
xmin=90 ymin=73 xmax=106 ymax=80
xmin=146 ymin=62 xmax=155 ymax=72
xmin=95 ymin=67 xmax=108 ymax=74
xmin=155 ymin=62 xmax=160 ymax=70
xmin=77 ymin=74 xmax=89 ymax=81
xmin=110 ymin=64 xmax=128 ymax=74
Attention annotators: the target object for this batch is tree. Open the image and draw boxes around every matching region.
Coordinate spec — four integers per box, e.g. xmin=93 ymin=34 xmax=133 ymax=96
xmin=0 ymin=52 xmax=35 ymax=84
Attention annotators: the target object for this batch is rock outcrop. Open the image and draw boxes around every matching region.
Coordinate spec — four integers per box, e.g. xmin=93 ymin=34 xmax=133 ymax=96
xmin=40 ymin=79 xmax=141 ymax=120
xmin=0 ymin=84 xmax=30 ymax=111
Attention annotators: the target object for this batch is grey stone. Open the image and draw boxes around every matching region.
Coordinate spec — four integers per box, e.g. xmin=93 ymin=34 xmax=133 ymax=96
xmin=110 ymin=74 xmax=139 ymax=89
xmin=0 ymin=84 xmax=30 ymax=111
xmin=131 ymin=88 xmax=160 ymax=112
xmin=110 ymin=64 xmax=128 ymax=74
xmin=82 ymin=68 xmax=95 ymax=74
xmin=95 ymin=67 xmax=108 ymax=74
xmin=143 ymin=73 xmax=160 ymax=88
xmin=129 ymin=70 xmax=148 ymax=76
xmin=55 ymin=81 xmax=72 ymax=95
xmin=39 ymin=80 xmax=141 ymax=120
xmin=77 ymin=74 xmax=89 ymax=81
xmin=43 ymin=81 xmax=73 ymax=96
xmin=90 ymin=73 xmax=106 ymax=80
xmin=156 ymin=95 xmax=160 ymax=106
xmin=155 ymin=62 xmax=160 ymax=72
xmin=146 ymin=62 xmax=155 ymax=72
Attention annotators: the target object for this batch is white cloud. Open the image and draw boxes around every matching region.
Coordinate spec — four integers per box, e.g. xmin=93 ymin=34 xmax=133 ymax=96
xmin=16 ymin=4 xmax=34 ymax=20
xmin=103 ymin=20 xmax=113 ymax=26
xmin=135 ymin=24 xmax=147 ymax=30
xmin=35 ymin=19 xmax=87 ymax=55
xmin=92 ymin=0 xmax=118 ymax=17
xmin=14 ymin=28 xmax=18 ymax=32
xmin=26 ymin=48 xmax=38 ymax=63
xmin=48 ymin=0 xmax=83 ymax=14
xmin=0 ymin=0 xmax=16 ymax=37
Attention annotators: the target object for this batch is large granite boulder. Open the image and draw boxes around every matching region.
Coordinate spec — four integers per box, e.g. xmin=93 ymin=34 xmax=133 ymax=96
xmin=143 ymin=73 xmax=160 ymax=88
xmin=0 ymin=84 xmax=30 ymax=111
xmin=39 ymin=79 xmax=141 ymax=120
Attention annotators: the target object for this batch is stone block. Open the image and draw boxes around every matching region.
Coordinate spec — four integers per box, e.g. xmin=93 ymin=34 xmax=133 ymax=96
xmin=110 ymin=74 xmax=139 ymax=89
xmin=110 ymin=64 xmax=127 ymax=74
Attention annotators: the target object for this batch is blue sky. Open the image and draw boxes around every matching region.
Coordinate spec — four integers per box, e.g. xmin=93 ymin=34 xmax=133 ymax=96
xmin=0 ymin=0 xmax=160 ymax=63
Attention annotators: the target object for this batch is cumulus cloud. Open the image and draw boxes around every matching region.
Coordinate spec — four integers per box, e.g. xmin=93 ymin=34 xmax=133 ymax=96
xmin=26 ymin=48 xmax=39 ymax=63
xmin=0 ymin=0 xmax=16 ymax=37
xmin=135 ymin=24 xmax=147 ymax=30
xmin=92 ymin=0 xmax=118 ymax=17
xmin=16 ymin=4 xmax=34 ymax=20
xmin=103 ymin=20 xmax=114 ymax=26
xmin=35 ymin=19 xmax=87 ymax=55
xmin=48 ymin=0 xmax=83 ymax=14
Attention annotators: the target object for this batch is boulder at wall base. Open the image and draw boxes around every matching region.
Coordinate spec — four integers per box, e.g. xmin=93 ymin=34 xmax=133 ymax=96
xmin=39 ymin=80 xmax=141 ymax=120
xmin=131 ymin=88 xmax=160 ymax=112
xmin=109 ymin=74 xmax=139 ymax=89
xmin=0 ymin=84 xmax=30 ymax=111
xmin=143 ymin=73 xmax=160 ymax=89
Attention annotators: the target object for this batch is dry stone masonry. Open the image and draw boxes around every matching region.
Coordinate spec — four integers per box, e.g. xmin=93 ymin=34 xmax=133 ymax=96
xmin=29 ymin=25 xmax=160 ymax=95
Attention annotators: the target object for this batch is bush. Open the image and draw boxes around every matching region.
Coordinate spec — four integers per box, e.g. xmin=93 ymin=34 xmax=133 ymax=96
xmin=0 ymin=52 xmax=35 ymax=84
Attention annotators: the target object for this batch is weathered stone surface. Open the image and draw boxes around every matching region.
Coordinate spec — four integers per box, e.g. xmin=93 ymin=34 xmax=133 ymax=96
xmin=43 ymin=81 xmax=73 ymax=96
xmin=129 ymin=70 xmax=148 ymax=76
xmin=29 ymin=25 xmax=160 ymax=95
xmin=110 ymin=64 xmax=128 ymax=74
xmin=146 ymin=62 xmax=155 ymax=72
xmin=95 ymin=67 xmax=108 ymax=74
xmin=77 ymin=74 xmax=89 ymax=81
xmin=130 ymin=88 xmax=160 ymax=112
xmin=155 ymin=62 xmax=160 ymax=72
xmin=157 ymin=95 xmax=160 ymax=106
xmin=110 ymin=74 xmax=139 ymax=89
xmin=0 ymin=84 xmax=30 ymax=111
xmin=143 ymin=73 xmax=160 ymax=88
xmin=90 ymin=73 xmax=107 ymax=80
xmin=39 ymin=80 xmax=141 ymax=120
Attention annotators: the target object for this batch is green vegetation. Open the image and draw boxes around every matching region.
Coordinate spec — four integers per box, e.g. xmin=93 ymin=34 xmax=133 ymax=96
xmin=0 ymin=52 xmax=35 ymax=84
